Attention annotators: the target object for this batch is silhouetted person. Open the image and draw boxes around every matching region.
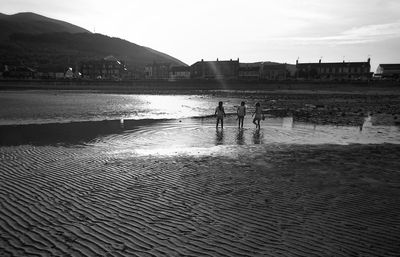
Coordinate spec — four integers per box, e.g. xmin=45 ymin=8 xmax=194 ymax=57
xmin=215 ymin=101 xmax=226 ymax=129
xmin=252 ymin=102 xmax=263 ymax=129
xmin=237 ymin=101 xmax=246 ymax=128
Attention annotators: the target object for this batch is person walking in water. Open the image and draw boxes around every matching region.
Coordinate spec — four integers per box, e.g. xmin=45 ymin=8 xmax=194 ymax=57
xmin=252 ymin=102 xmax=263 ymax=129
xmin=215 ymin=101 xmax=226 ymax=129
xmin=237 ymin=101 xmax=246 ymax=128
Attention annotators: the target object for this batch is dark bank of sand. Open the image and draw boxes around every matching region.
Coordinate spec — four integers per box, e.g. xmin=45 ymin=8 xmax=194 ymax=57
xmin=0 ymin=79 xmax=399 ymax=94
xmin=0 ymin=143 xmax=399 ymax=256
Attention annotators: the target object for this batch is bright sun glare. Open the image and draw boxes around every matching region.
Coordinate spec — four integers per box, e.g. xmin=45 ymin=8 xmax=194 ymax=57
xmin=139 ymin=95 xmax=201 ymax=119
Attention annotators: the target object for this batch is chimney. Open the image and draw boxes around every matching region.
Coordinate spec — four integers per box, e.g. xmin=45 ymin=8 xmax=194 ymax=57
xmin=319 ymin=59 xmax=321 ymax=64
xmin=217 ymin=58 xmax=219 ymax=61
xmin=367 ymin=58 xmax=370 ymax=63
xmin=201 ymin=59 xmax=203 ymax=62
xmin=296 ymin=59 xmax=298 ymax=65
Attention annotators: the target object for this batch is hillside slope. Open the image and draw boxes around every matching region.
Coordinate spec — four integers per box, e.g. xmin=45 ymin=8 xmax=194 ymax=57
xmin=0 ymin=12 xmax=89 ymax=40
xmin=0 ymin=12 xmax=187 ymax=71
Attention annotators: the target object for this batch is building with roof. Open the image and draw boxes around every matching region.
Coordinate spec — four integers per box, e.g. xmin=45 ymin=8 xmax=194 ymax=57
xmin=80 ymin=56 xmax=127 ymax=80
xmin=260 ymin=63 xmax=293 ymax=80
xmin=169 ymin=66 xmax=190 ymax=80
xmin=238 ymin=63 xmax=261 ymax=80
xmin=191 ymin=59 xmax=239 ymax=79
xmin=296 ymin=59 xmax=372 ymax=80
xmin=64 ymin=67 xmax=74 ymax=79
xmin=4 ymin=65 xmax=36 ymax=79
xmin=375 ymin=64 xmax=400 ymax=79
xmin=144 ymin=62 xmax=171 ymax=80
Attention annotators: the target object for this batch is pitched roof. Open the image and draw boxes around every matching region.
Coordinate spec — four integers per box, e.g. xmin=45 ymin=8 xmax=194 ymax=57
xmin=239 ymin=62 xmax=262 ymax=68
xmin=262 ymin=64 xmax=287 ymax=70
xmin=297 ymin=61 xmax=370 ymax=67
xmin=191 ymin=59 xmax=239 ymax=66
xmin=170 ymin=66 xmax=190 ymax=72
xmin=378 ymin=64 xmax=400 ymax=70
xmin=239 ymin=66 xmax=260 ymax=71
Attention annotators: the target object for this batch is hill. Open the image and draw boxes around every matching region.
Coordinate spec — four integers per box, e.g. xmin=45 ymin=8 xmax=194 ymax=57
xmin=0 ymin=12 xmax=90 ymax=40
xmin=0 ymin=12 xmax=187 ymax=72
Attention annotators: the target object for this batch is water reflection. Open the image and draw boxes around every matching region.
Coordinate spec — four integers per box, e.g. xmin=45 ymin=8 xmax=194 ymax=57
xmin=252 ymin=129 xmax=263 ymax=144
xmin=361 ymin=115 xmax=374 ymax=130
xmin=215 ymin=129 xmax=224 ymax=145
xmin=236 ymin=129 xmax=245 ymax=145
xmin=1 ymin=115 xmax=399 ymax=149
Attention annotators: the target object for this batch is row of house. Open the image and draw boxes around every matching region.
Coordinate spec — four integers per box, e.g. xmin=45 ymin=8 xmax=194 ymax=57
xmin=80 ymin=55 xmax=128 ymax=80
xmin=375 ymin=64 xmax=400 ymax=79
xmin=1 ymin=56 xmax=399 ymax=81
xmin=296 ymin=61 xmax=400 ymax=80
xmin=145 ymin=59 xmax=296 ymax=81
xmin=295 ymin=59 xmax=373 ymax=80
xmin=0 ymin=55 xmax=128 ymax=80
xmin=0 ymin=65 xmax=79 ymax=80
xmin=144 ymin=58 xmax=376 ymax=81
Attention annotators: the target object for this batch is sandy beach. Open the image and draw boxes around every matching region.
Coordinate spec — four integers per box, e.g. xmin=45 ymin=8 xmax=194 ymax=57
xmin=1 ymin=143 xmax=400 ymax=256
xmin=1 ymin=89 xmax=400 ymax=256
xmin=2 ymin=0 xmax=400 ymax=254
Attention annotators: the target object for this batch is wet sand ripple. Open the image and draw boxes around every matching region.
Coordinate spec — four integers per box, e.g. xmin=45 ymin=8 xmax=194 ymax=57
xmin=1 ymin=144 xmax=400 ymax=256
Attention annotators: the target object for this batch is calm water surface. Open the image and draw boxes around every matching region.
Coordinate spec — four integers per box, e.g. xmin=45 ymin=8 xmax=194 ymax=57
xmin=0 ymin=91 xmax=232 ymax=124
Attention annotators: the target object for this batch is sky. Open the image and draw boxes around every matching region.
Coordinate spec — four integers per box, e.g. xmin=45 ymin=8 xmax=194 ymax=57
xmin=1 ymin=0 xmax=400 ymax=71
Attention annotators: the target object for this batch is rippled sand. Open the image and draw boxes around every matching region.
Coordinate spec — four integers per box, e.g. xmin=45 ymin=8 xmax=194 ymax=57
xmin=1 ymin=90 xmax=400 ymax=256
xmin=1 ymin=142 xmax=400 ymax=256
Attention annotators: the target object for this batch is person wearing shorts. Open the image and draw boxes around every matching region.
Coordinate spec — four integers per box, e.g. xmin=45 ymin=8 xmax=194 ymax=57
xmin=237 ymin=101 xmax=246 ymax=128
xmin=215 ymin=101 xmax=226 ymax=129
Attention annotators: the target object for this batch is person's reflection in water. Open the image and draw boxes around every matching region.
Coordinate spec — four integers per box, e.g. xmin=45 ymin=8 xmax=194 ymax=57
xmin=252 ymin=129 xmax=263 ymax=144
xmin=361 ymin=114 xmax=372 ymax=132
xmin=215 ymin=129 xmax=224 ymax=145
xmin=236 ymin=128 xmax=245 ymax=145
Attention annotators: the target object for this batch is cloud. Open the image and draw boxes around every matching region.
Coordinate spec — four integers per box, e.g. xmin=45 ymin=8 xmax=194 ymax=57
xmin=283 ymin=21 xmax=400 ymax=45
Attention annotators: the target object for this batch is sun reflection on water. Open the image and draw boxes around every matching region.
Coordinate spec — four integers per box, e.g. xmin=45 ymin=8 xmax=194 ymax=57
xmin=93 ymin=115 xmax=400 ymax=157
xmin=135 ymin=95 xmax=209 ymax=119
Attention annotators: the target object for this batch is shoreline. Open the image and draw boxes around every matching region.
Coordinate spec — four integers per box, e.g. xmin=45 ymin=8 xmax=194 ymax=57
xmin=1 ymin=90 xmax=399 ymax=134
xmin=1 ymin=79 xmax=400 ymax=94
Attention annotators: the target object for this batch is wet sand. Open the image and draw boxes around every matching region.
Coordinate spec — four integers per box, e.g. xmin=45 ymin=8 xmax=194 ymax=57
xmin=1 ymin=89 xmax=400 ymax=256
xmin=1 ymin=143 xmax=400 ymax=256
xmin=0 ymin=79 xmax=399 ymax=94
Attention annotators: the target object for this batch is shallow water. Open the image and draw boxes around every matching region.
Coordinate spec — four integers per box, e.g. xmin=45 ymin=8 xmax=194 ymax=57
xmin=0 ymin=91 xmax=240 ymax=125
xmin=93 ymin=116 xmax=400 ymax=155
xmin=0 ymin=90 xmax=399 ymax=154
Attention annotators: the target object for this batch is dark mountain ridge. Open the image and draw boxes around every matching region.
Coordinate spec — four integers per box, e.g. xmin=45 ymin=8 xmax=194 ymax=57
xmin=0 ymin=12 xmax=90 ymax=40
xmin=0 ymin=12 xmax=187 ymax=72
